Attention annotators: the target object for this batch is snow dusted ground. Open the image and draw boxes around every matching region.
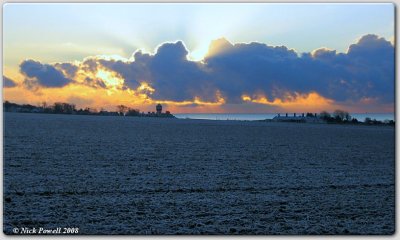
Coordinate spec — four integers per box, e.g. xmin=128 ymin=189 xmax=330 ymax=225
xmin=3 ymin=113 xmax=395 ymax=234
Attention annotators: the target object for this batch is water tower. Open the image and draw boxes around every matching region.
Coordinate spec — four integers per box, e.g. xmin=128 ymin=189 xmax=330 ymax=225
xmin=156 ymin=104 xmax=162 ymax=114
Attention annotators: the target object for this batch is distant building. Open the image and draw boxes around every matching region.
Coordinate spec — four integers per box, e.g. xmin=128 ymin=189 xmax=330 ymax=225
xmin=156 ymin=104 xmax=162 ymax=114
xmin=273 ymin=113 xmax=324 ymax=123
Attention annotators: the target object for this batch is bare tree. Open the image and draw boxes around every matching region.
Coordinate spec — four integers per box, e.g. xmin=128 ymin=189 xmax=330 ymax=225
xmin=319 ymin=111 xmax=331 ymax=120
xmin=126 ymin=108 xmax=140 ymax=116
xmin=41 ymin=101 xmax=47 ymax=109
xmin=53 ymin=102 xmax=76 ymax=114
xmin=333 ymin=109 xmax=350 ymax=122
xmin=117 ymin=105 xmax=129 ymax=116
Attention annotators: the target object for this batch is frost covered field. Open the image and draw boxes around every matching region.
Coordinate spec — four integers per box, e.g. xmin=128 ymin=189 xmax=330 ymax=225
xmin=3 ymin=112 xmax=395 ymax=234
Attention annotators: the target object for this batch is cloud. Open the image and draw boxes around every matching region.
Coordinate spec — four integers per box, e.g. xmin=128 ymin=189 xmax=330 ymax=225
xmin=108 ymin=34 xmax=392 ymax=107
xmin=97 ymin=41 xmax=219 ymax=102
xmin=20 ymin=59 xmax=73 ymax=89
xmin=242 ymin=91 xmax=336 ymax=112
xmin=82 ymin=77 xmax=107 ymax=89
xmin=54 ymin=62 xmax=79 ymax=78
xmin=205 ymin=38 xmax=234 ymax=58
xmin=17 ymin=34 xmax=394 ymax=111
xmin=347 ymin=34 xmax=393 ymax=60
xmin=206 ymin=34 xmax=393 ymax=106
xmin=3 ymin=76 xmax=17 ymax=88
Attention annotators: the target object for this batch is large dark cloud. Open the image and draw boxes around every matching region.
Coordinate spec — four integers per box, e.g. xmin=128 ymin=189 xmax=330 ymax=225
xmin=99 ymin=41 xmax=218 ymax=102
xmin=3 ymin=76 xmax=17 ymax=88
xmin=93 ymin=34 xmax=393 ymax=105
xmin=18 ymin=34 xmax=394 ymax=107
xmin=206 ymin=36 xmax=393 ymax=104
xmin=344 ymin=34 xmax=394 ymax=103
xmin=204 ymin=39 xmax=301 ymax=102
xmin=20 ymin=60 xmax=73 ymax=89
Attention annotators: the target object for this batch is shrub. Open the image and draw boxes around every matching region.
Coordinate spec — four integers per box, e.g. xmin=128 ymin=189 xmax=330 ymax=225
xmin=333 ymin=109 xmax=351 ymax=122
xmin=319 ymin=111 xmax=331 ymax=121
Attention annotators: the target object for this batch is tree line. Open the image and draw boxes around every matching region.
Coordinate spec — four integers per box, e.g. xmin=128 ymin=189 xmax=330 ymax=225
xmin=3 ymin=101 xmax=173 ymax=117
xmin=319 ymin=109 xmax=394 ymax=125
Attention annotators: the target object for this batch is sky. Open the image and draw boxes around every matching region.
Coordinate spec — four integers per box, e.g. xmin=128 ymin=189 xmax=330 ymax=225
xmin=3 ymin=3 xmax=395 ymax=113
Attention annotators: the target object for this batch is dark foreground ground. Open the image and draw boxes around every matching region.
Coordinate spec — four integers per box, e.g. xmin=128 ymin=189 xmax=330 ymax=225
xmin=3 ymin=113 xmax=395 ymax=234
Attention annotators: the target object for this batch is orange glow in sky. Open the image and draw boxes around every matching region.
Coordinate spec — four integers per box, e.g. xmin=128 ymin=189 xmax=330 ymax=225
xmin=3 ymin=3 xmax=394 ymax=114
xmin=241 ymin=92 xmax=336 ymax=112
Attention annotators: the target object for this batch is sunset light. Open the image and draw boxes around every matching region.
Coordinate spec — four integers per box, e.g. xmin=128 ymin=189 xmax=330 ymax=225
xmin=3 ymin=3 xmax=395 ymax=235
xmin=242 ymin=92 xmax=335 ymax=112
xmin=3 ymin=3 xmax=394 ymax=114
xmin=95 ymin=69 xmax=124 ymax=88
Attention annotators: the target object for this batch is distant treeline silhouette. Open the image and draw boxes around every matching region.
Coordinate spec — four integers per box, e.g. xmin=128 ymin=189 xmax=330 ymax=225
xmin=320 ymin=110 xmax=353 ymax=123
xmin=3 ymin=101 xmax=393 ymax=125
xmin=319 ymin=110 xmax=394 ymax=125
xmin=273 ymin=109 xmax=394 ymax=125
xmin=3 ymin=101 xmax=174 ymax=118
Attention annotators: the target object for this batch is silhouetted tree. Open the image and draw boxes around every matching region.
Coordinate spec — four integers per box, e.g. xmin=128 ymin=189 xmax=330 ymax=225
xmin=319 ymin=111 xmax=331 ymax=121
xmin=365 ymin=118 xmax=383 ymax=125
xmin=53 ymin=102 xmax=76 ymax=114
xmin=333 ymin=109 xmax=350 ymax=122
xmin=3 ymin=100 xmax=174 ymax=118
xmin=40 ymin=101 xmax=51 ymax=113
xmin=345 ymin=113 xmax=351 ymax=121
xmin=4 ymin=101 xmax=13 ymax=111
xmin=387 ymin=120 xmax=395 ymax=125
xmin=117 ymin=105 xmax=129 ymax=116
xmin=3 ymin=101 xmax=18 ymax=111
xmin=41 ymin=101 xmax=47 ymax=109
xmin=76 ymin=108 xmax=91 ymax=115
xmin=126 ymin=108 xmax=140 ymax=116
